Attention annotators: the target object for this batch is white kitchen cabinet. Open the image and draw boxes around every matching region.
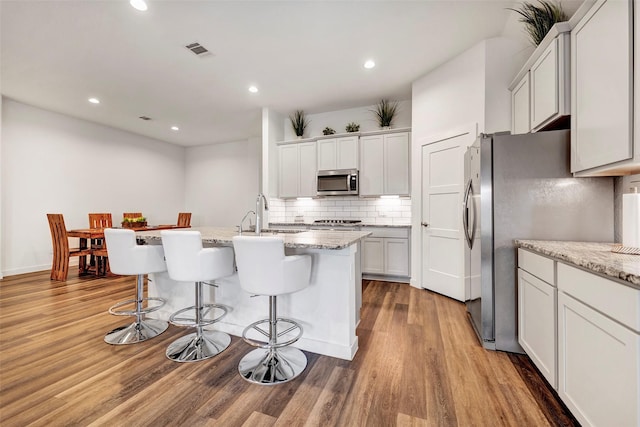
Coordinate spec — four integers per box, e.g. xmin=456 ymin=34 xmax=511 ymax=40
xmin=571 ymin=0 xmax=635 ymax=175
xmin=509 ymin=23 xmax=570 ymax=135
xmin=360 ymin=131 xmax=410 ymax=196
xmin=384 ymin=238 xmax=409 ymax=276
xmin=361 ymin=227 xmax=410 ymax=280
xmin=511 ymin=73 xmax=531 ymax=134
xmin=278 ymin=141 xmax=317 ymax=198
xmin=317 ymin=136 xmax=358 ymax=171
xmin=517 ymin=249 xmax=557 ymax=389
xmin=557 ymin=262 xmax=639 ymax=427
xmin=530 ymin=35 xmax=570 ymax=131
xmin=362 ymin=237 xmax=384 ymax=274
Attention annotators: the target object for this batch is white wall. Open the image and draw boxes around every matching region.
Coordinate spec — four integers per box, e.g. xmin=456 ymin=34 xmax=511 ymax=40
xmin=409 ymin=37 xmax=528 ymax=288
xmin=282 ymin=100 xmax=412 ymax=141
xmin=184 ymin=138 xmax=260 ymax=228
xmin=484 ymin=37 xmax=533 ymax=133
xmin=1 ymin=98 xmax=186 ymax=276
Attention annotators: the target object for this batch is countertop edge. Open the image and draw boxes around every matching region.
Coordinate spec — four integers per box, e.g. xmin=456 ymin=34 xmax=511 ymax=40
xmin=515 ymin=240 xmax=640 ymax=288
xmin=136 ymin=227 xmax=371 ymax=251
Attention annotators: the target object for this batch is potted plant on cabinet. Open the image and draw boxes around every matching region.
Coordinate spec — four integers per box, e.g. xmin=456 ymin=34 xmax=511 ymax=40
xmin=371 ymin=99 xmax=398 ymax=129
xmin=323 ymin=127 xmax=336 ymax=135
xmin=345 ymin=122 xmax=360 ymax=133
xmin=289 ymin=110 xmax=309 ymax=139
xmin=508 ymin=0 xmax=567 ymax=46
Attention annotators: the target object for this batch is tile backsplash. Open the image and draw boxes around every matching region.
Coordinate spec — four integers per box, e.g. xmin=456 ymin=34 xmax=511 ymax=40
xmin=268 ymin=197 xmax=412 ymax=225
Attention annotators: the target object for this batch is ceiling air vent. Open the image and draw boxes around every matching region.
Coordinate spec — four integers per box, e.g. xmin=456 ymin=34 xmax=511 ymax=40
xmin=139 ymin=116 xmax=152 ymax=121
xmin=185 ymin=42 xmax=212 ymax=57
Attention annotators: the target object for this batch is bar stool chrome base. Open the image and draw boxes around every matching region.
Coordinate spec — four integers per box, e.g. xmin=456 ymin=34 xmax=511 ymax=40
xmin=165 ymin=282 xmax=230 ymax=363
xmin=239 ymin=347 xmax=307 ymax=385
xmin=166 ymin=330 xmax=231 ymax=362
xmin=104 ymin=318 xmax=169 ymax=345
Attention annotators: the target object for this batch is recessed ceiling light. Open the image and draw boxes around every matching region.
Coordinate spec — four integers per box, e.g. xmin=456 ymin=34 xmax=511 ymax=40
xmin=364 ymin=60 xmax=376 ymax=69
xmin=171 ymin=126 xmax=179 ymax=131
xmin=130 ymin=0 xmax=148 ymax=11
xmin=248 ymin=86 xmax=258 ymax=93
xmin=88 ymin=97 xmax=100 ymax=104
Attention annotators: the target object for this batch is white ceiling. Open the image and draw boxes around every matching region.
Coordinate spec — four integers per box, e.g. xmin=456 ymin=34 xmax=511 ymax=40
xmin=1 ymin=0 xmax=560 ymax=147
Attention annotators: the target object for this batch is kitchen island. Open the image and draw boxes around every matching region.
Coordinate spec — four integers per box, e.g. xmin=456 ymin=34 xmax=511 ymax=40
xmin=136 ymin=226 xmax=371 ymax=360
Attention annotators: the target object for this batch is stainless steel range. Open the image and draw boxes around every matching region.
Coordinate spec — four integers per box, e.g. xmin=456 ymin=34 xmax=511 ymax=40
xmin=313 ymin=219 xmax=362 ymax=225
xmin=311 ymin=219 xmax=362 ymax=230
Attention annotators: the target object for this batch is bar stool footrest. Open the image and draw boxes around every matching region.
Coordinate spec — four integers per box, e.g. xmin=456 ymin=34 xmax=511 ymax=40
xmin=242 ymin=317 xmax=303 ymax=349
xmin=108 ymin=297 xmax=166 ymax=316
xmin=168 ymin=303 xmax=228 ymax=327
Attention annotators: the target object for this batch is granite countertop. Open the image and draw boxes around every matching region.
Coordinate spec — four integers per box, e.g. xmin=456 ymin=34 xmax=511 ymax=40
xmin=269 ymin=222 xmax=411 ymax=229
xmin=136 ymin=226 xmax=371 ymax=250
xmin=516 ymin=240 xmax=640 ymax=287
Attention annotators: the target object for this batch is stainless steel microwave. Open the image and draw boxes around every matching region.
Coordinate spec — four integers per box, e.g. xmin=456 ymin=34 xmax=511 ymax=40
xmin=317 ymin=169 xmax=358 ymax=196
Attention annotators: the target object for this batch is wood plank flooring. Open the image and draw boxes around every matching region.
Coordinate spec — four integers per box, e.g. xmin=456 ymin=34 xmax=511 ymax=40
xmin=0 ymin=271 xmax=578 ymax=426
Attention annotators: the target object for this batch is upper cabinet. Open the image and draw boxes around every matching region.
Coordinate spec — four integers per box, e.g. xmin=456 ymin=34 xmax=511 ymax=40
xmin=360 ymin=131 xmax=410 ymax=196
xmin=278 ymin=141 xmax=317 ymax=198
xmin=511 ymin=74 xmax=531 ymax=134
xmin=317 ymin=136 xmax=358 ymax=171
xmin=571 ymin=0 xmax=635 ymax=175
xmin=509 ymin=23 xmax=571 ymax=134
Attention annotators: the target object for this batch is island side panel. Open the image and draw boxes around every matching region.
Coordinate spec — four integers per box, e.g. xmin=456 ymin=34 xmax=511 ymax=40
xmin=148 ymin=243 xmax=360 ymax=361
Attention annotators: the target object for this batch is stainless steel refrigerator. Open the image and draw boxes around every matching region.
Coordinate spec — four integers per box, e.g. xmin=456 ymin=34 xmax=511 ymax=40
xmin=463 ymin=130 xmax=614 ymax=353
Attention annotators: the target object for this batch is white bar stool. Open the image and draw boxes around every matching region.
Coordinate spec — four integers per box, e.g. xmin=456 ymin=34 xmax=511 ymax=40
xmin=103 ymin=228 xmax=169 ymax=345
xmin=161 ymin=230 xmax=234 ymax=362
xmin=232 ymin=236 xmax=312 ymax=385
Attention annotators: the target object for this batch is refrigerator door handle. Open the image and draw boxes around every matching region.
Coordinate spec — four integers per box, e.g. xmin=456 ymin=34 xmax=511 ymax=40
xmin=468 ymin=182 xmax=476 ymax=245
xmin=462 ymin=179 xmax=473 ymax=248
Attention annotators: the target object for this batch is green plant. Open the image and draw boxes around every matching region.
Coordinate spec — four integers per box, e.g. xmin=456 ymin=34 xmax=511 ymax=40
xmin=371 ymin=99 xmax=398 ymax=128
xmin=322 ymin=127 xmax=336 ymax=135
xmin=345 ymin=122 xmax=360 ymax=133
xmin=289 ymin=110 xmax=309 ymax=137
xmin=122 ymin=216 xmax=146 ymax=223
xmin=507 ymin=0 xmax=567 ymax=46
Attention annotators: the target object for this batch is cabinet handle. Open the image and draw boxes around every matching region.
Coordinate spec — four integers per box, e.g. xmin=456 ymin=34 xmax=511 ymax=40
xmin=421 ymin=222 xmax=429 ymax=227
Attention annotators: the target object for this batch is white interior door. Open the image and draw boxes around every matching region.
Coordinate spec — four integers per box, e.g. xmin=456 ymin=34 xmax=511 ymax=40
xmin=420 ymin=127 xmax=476 ymax=301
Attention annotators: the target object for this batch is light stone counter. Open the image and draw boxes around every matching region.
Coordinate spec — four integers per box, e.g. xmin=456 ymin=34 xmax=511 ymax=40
xmin=136 ymin=226 xmax=370 ymax=250
xmin=136 ymin=226 xmax=371 ymax=360
xmin=515 ymin=240 xmax=640 ymax=287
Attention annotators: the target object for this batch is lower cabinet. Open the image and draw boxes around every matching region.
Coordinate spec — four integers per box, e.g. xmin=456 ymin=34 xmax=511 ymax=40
xmin=557 ymin=263 xmax=639 ymax=427
xmin=361 ymin=227 xmax=410 ymax=280
xmin=518 ymin=268 xmax=557 ymax=388
xmin=519 ymin=248 xmax=640 ymax=427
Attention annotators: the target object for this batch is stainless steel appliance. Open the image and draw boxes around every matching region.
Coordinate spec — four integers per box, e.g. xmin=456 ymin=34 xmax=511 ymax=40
xmin=310 ymin=219 xmax=361 ymax=231
xmin=463 ymin=130 xmax=614 ymax=353
xmin=317 ymin=169 xmax=358 ymax=196
xmin=313 ymin=219 xmax=362 ymax=225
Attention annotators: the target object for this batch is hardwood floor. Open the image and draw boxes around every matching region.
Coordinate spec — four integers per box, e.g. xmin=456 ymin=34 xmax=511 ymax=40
xmin=0 ymin=271 xmax=577 ymax=426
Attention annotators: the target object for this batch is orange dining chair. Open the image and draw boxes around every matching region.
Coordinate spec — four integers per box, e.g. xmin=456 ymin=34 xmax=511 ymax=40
xmin=47 ymin=214 xmax=93 ymax=281
xmin=177 ymin=212 xmax=192 ymax=227
xmin=89 ymin=213 xmax=112 ymax=275
xmin=89 ymin=213 xmax=113 ymax=230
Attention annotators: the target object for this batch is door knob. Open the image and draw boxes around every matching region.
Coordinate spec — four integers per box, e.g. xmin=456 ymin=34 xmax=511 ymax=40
xmin=421 ymin=222 xmax=429 ymax=227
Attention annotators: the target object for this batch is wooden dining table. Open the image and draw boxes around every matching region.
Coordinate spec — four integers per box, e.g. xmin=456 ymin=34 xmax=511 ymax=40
xmin=66 ymin=225 xmax=190 ymax=275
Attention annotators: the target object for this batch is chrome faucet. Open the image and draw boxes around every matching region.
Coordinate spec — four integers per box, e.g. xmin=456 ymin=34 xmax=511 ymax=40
xmin=238 ymin=210 xmax=255 ymax=235
xmin=255 ymin=193 xmax=269 ymax=235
